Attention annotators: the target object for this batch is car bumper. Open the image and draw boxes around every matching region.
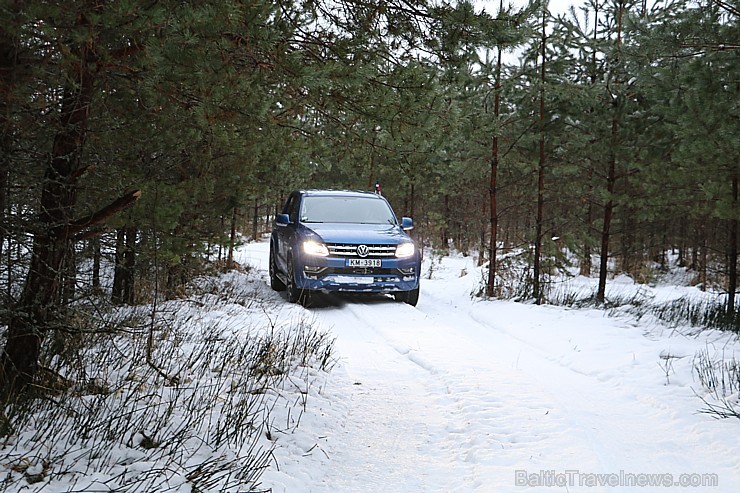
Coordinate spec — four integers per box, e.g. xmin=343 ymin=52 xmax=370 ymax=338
xmin=294 ymin=256 xmax=420 ymax=293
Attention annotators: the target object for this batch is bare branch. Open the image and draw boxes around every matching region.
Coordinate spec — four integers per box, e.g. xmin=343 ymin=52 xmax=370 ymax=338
xmin=58 ymin=189 xmax=142 ymax=240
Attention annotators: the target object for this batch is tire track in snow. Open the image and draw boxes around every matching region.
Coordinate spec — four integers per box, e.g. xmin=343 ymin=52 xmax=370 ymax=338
xmin=326 ymin=299 xmax=608 ymax=492
xmin=419 ymin=288 xmax=738 ymax=490
xmin=306 ymin=300 xmax=476 ymax=492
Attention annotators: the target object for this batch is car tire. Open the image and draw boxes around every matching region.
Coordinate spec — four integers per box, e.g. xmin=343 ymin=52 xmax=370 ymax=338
xmin=286 ymin=256 xmax=310 ymax=306
xmin=269 ymin=246 xmax=286 ymax=291
xmin=394 ymin=287 xmax=419 ymax=307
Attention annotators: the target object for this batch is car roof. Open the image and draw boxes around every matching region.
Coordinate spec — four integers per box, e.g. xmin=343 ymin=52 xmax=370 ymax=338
xmin=298 ymin=189 xmax=383 ymax=199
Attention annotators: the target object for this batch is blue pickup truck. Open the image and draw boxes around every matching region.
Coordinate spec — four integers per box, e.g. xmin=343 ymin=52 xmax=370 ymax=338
xmin=269 ymin=190 xmax=421 ymax=306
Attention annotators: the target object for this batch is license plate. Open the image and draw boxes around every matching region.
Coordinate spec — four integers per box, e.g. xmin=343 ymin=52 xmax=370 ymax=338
xmin=334 ymin=276 xmax=374 ymax=285
xmin=347 ymin=258 xmax=381 ymax=268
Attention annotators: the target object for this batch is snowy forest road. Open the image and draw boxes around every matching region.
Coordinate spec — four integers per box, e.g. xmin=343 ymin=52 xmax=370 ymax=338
xmin=309 ymin=298 xmax=580 ymax=493
xmin=239 ymin=242 xmax=739 ymax=493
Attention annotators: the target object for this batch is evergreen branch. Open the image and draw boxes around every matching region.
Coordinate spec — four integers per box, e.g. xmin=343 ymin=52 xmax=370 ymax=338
xmin=680 ymin=43 xmax=740 ymax=52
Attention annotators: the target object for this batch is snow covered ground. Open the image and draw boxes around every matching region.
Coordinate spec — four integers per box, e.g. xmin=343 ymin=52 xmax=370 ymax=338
xmin=235 ymin=240 xmax=740 ymax=493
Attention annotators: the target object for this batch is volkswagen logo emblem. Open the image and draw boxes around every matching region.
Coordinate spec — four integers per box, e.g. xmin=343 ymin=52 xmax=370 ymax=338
xmin=356 ymin=245 xmax=369 ymax=258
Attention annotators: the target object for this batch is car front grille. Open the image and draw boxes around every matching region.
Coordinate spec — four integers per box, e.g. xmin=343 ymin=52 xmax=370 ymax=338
xmin=327 ymin=244 xmax=396 ymax=257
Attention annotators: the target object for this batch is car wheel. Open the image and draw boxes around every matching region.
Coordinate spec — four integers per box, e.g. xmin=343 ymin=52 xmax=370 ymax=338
xmin=286 ymin=256 xmax=310 ymax=306
xmin=269 ymin=246 xmax=286 ymax=291
xmin=394 ymin=287 xmax=419 ymax=307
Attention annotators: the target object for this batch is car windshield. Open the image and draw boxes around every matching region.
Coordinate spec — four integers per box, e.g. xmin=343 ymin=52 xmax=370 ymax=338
xmin=300 ymin=196 xmax=397 ymax=224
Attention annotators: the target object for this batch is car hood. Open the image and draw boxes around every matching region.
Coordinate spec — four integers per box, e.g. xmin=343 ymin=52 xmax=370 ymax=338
xmin=302 ymin=223 xmax=410 ymax=245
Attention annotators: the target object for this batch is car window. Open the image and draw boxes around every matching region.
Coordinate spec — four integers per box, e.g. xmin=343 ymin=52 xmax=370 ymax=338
xmin=285 ymin=194 xmax=300 ymax=223
xmin=300 ymin=196 xmax=397 ymax=224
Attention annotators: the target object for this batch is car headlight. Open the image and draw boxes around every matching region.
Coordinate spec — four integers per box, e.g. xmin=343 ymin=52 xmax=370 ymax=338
xmin=303 ymin=240 xmax=329 ymax=257
xmin=395 ymin=242 xmax=415 ymax=258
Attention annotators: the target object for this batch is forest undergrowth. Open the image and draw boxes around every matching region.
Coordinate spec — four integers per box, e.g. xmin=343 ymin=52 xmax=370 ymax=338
xmin=0 ymin=267 xmax=335 ymax=492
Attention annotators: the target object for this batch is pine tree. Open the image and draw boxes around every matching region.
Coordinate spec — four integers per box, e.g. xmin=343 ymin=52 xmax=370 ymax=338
xmin=629 ymin=0 xmax=739 ymax=313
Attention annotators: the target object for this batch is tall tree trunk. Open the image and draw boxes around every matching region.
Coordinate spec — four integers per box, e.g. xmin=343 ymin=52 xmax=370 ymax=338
xmin=111 ymin=227 xmax=126 ymax=304
xmin=228 ymin=207 xmax=238 ymax=267
xmin=218 ymin=215 xmax=224 ymax=261
xmin=581 ymin=196 xmax=593 ymax=276
xmin=0 ymin=156 xmax=6 ymax=261
xmin=478 ymin=194 xmax=487 ymax=267
xmin=408 ymin=182 xmax=415 ymax=218
xmin=597 ymin=119 xmax=618 ymax=303
xmin=700 ymin=221 xmax=708 ymax=291
xmin=596 ymin=1 xmax=624 ymax=304
xmin=0 ymin=33 xmax=96 ymax=396
xmin=0 ymin=14 xmax=19 ymax=260
xmin=486 ymin=42 xmax=502 ymax=298
xmin=367 ymin=133 xmax=376 ymax=191
xmin=264 ymin=203 xmax=271 ymax=232
xmin=252 ymin=198 xmax=259 ymax=241
xmin=442 ymin=194 xmax=450 ymax=248
xmin=533 ymin=9 xmax=546 ymax=304
xmin=60 ymin=244 xmax=77 ymax=306
xmin=123 ymin=226 xmax=137 ymax=305
xmin=728 ymin=174 xmax=738 ymax=315
xmin=581 ymin=4 xmax=600 ymax=278
xmin=92 ymin=236 xmax=101 ymax=290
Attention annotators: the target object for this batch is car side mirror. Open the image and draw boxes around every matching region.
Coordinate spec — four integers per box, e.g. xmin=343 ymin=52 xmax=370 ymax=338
xmin=275 ymin=213 xmax=290 ymax=226
xmin=401 ymin=217 xmax=414 ymax=231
